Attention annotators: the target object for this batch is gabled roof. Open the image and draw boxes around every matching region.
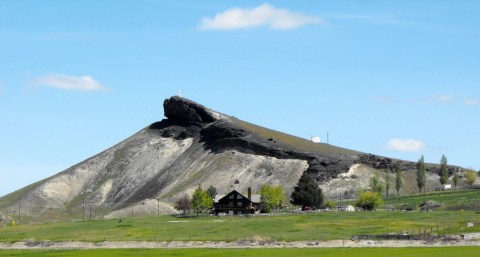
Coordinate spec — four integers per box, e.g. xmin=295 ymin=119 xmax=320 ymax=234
xmin=214 ymin=190 xmax=260 ymax=203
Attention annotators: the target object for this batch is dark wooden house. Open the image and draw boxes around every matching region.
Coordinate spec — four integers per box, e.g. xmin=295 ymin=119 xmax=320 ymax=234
xmin=213 ymin=188 xmax=260 ymax=215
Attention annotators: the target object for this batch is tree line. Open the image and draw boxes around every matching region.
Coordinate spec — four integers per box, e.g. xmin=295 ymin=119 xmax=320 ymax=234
xmin=358 ymin=154 xmax=478 ymax=210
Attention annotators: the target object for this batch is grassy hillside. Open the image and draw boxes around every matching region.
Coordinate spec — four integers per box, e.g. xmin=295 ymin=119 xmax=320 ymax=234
xmin=233 ymin=118 xmax=358 ymax=156
xmin=382 ymin=189 xmax=480 ymax=211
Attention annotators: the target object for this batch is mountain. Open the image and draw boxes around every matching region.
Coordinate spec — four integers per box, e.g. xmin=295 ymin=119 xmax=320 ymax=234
xmin=0 ymin=96 xmax=460 ymax=222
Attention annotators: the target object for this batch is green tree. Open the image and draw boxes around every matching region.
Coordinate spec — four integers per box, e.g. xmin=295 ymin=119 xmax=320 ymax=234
xmin=324 ymin=200 xmax=336 ymax=209
xmin=290 ymin=173 xmax=324 ymax=210
xmin=260 ymin=184 xmax=286 ymax=213
xmin=439 ymin=154 xmax=449 ymax=185
xmin=355 ymin=191 xmax=383 ymax=211
xmin=416 ymin=155 xmax=427 ymax=193
xmin=385 ymin=171 xmax=391 ymax=197
xmin=395 ymin=162 xmax=403 ymax=197
xmin=465 ymin=169 xmax=477 ymax=188
xmin=192 ymin=185 xmax=213 ymax=215
xmin=369 ymin=174 xmax=384 ymax=194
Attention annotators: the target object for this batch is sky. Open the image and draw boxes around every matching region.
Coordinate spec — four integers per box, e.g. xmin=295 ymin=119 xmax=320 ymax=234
xmin=0 ymin=0 xmax=479 ymax=196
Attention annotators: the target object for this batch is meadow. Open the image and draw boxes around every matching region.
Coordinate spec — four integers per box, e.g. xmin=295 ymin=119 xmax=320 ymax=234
xmin=1 ymin=209 xmax=478 ymax=242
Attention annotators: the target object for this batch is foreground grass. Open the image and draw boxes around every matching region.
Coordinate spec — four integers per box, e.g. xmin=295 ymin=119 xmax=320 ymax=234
xmin=1 ymin=247 xmax=480 ymax=257
xmin=1 ymin=210 xmax=479 ymax=242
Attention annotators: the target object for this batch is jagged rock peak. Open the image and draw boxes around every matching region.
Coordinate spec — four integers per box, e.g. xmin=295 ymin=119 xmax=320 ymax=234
xmin=163 ymin=96 xmax=218 ymax=126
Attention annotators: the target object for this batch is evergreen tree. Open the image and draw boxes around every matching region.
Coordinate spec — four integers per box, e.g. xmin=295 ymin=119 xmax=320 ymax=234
xmin=439 ymin=154 xmax=449 ymax=185
xmin=395 ymin=162 xmax=403 ymax=197
xmin=206 ymin=185 xmax=217 ymax=199
xmin=290 ymin=173 xmax=324 ymax=210
xmin=416 ymin=155 xmax=427 ymax=193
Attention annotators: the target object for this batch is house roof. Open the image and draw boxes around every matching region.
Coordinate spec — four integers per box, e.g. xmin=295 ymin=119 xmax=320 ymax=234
xmin=214 ymin=190 xmax=260 ymax=203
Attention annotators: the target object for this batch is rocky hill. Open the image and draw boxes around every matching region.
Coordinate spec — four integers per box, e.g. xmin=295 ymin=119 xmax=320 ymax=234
xmin=0 ymin=96 xmax=461 ymax=221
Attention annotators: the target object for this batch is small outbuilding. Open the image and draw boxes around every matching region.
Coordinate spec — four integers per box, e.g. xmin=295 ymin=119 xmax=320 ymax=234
xmin=337 ymin=205 xmax=355 ymax=212
xmin=213 ymin=188 xmax=260 ymax=215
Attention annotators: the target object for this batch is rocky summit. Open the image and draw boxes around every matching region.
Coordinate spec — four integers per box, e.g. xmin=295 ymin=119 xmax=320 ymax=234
xmin=0 ymin=96 xmax=459 ymax=221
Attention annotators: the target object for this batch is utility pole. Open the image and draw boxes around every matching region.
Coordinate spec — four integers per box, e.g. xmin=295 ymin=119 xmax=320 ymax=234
xmin=82 ymin=200 xmax=85 ymax=221
xmin=327 ymin=133 xmax=329 ymax=145
xmin=89 ymin=203 xmax=92 ymax=221
xmin=157 ymin=198 xmax=160 ymax=216
xmin=18 ymin=196 xmax=21 ymax=222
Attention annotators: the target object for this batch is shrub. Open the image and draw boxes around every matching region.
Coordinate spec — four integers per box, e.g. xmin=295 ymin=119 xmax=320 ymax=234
xmin=355 ymin=191 xmax=383 ymax=211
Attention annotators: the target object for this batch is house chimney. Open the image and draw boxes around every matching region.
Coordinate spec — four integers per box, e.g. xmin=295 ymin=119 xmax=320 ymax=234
xmin=248 ymin=187 xmax=251 ymax=200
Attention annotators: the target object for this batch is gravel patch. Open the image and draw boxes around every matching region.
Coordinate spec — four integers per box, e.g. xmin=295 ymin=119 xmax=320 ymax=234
xmin=1 ymin=240 xmax=480 ymax=250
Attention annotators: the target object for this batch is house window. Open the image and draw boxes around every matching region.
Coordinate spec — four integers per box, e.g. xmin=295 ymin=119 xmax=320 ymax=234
xmin=228 ymin=202 xmax=234 ymax=207
xmin=229 ymin=194 xmax=234 ymax=199
xmin=237 ymin=194 xmax=242 ymax=199
xmin=237 ymin=202 xmax=243 ymax=207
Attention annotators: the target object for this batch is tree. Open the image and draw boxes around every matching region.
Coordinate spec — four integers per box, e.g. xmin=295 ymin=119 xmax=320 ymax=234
xmin=192 ymin=186 xmax=213 ymax=215
xmin=175 ymin=195 xmax=192 ymax=215
xmin=369 ymin=174 xmax=384 ymax=194
xmin=207 ymin=185 xmax=217 ymax=199
xmin=395 ymin=162 xmax=403 ymax=197
xmin=465 ymin=169 xmax=477 ymax=188
xmin=416 ymin=155 xmax=427 ymax=193
xmin=439 ymin=154 xmax=449 ymax=185
xmin=290 ymin=173 xmax=324 ymax=210
xmin=260 ymin=184 xmax=286 ymax=213
xmin=452 ymin=172 xmax=459 ymax=189
xmin=355 ymin=191 xmax=383 ymax=211
xmin=325 ymin=200 xmax=336 ymax=209
xmin=385 ymin=172 xmax=391 ymax=197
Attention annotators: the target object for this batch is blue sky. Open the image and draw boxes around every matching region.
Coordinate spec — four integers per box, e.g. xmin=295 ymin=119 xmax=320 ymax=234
xmin=0 ymin=0 xmax=479 ymax=196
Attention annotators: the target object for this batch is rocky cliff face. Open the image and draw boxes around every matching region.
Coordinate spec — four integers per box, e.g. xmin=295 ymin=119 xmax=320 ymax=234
xmin=0 ymin=96 xmax=459 ymax=221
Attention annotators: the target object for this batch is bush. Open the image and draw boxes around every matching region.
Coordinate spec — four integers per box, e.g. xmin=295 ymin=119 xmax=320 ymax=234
xmin=355 ymin=191 xmax=383 ymax=211
xmin=325 ymin=200 xmax=336 ymax=210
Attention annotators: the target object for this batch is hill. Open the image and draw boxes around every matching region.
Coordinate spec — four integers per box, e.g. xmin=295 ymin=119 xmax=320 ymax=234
xmin=0 ymin=96 xmax=465 ymax=222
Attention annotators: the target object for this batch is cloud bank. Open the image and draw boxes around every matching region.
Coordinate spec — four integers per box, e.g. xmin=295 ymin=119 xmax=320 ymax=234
xmin=387 ymin=138 xmax=425 ymax=152
xmin=33 ymin=74 xmax=107 ymax=92
xmin=200 ymin=3 xmax=322 ymax=30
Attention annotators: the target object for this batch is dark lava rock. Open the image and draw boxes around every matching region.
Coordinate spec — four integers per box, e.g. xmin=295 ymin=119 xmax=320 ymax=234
xmin=164 ymin=96 xmax=216 ymax=126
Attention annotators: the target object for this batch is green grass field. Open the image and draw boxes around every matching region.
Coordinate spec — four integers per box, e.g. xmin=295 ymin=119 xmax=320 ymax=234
xmin=382 ymin=189 xmax=480 ymax=211
xmin=1 ymin=210 xmax=479 ymax=242
xmin=1 ymin=247 xmax=479 ymax=257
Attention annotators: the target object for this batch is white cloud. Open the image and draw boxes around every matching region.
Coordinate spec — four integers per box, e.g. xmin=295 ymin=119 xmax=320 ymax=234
xmin=199 ymin=3 xmax=322 ymax=30
xmin=370 ymin=95 xmax=395 ymax=104
xmin=428 ymin=95 xmax=455 ymax=103
xmin=464 ymin=98 xmax=480 ymax=106
xmin=387 ymin=138 xmax=425 ymax=153
xmin=32 ymin=74 xmax=107 ymax=92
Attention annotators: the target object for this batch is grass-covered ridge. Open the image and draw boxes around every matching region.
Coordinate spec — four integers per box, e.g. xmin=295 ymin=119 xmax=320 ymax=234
xmin=232 ymin=118 xmax=358 ymax=156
